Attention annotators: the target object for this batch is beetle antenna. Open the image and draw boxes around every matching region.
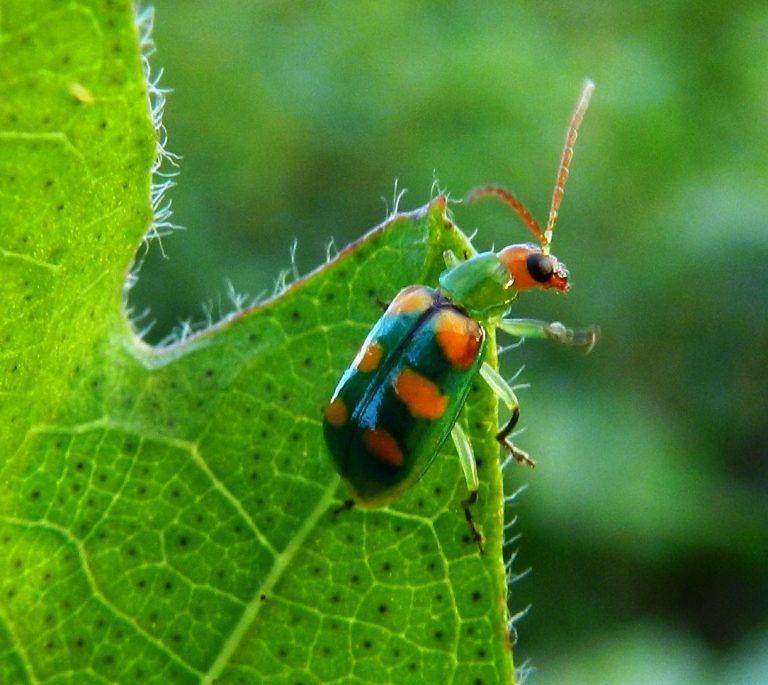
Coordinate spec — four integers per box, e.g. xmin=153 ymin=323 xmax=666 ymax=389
xmin=544 ymin=80 xmax=594 ymax=248
xmin=464 ymin=185 xmax=548 ymax=249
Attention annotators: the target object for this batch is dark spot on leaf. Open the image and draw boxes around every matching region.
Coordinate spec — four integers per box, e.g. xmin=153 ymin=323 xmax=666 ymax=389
xmin=362 ymin=639 xmax=372 ymax=650
xmin=378 ymin=604 xmax=388 ymax=614
xmin=472 ymin=590 xmax=482 ymax=602
xmin=434 ymin=630 xmax=443 ymax=641
xmin=382 ymin=562 xmax=392 ymax=572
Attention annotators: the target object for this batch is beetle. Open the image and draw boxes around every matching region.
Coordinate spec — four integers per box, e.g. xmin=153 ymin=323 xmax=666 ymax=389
xmin=323 ymin=82 xmax=598 ymax=543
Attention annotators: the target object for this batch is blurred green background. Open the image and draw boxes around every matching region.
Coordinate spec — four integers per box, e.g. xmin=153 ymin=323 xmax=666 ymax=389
xmin=130 ymin=2 xmax=768 ymax=682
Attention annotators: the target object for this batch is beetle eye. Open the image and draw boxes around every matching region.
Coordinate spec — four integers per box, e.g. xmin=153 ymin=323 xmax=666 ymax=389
xmin=525 ymin=253 xmax=554 ymax=283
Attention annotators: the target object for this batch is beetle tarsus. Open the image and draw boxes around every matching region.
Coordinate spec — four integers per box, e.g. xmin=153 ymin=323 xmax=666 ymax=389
xmin=462 ymin=493 xmax=485 ymax=554
xmin=332 ymin=498 xmax=355 ymax=516
xmin=496 ymin=410 xmax=536 ymax=468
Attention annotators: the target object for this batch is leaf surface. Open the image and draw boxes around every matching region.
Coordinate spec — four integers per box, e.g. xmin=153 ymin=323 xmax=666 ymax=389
xmin=0 ymin=2 xmax=515 ymax=683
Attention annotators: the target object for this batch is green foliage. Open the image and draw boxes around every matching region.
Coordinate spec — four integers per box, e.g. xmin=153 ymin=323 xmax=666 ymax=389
xmin=131 ymin=2 xmax=768 ymax=682
xmin=0 ymin=3 xmax=519 ymax=683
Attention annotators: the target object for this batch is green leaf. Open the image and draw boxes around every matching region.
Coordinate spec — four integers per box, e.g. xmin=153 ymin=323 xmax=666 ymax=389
xmin=0 ymin=2 xmax=516 ymax=683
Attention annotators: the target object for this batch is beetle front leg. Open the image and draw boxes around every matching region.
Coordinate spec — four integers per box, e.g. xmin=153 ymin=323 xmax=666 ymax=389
xmin=443 ymin=249 xmax=461 ymax=268
xmin=497 ymin=318 xmax=599 ymax=351
xmin=480 ymin=363 xmax=536 ymax=468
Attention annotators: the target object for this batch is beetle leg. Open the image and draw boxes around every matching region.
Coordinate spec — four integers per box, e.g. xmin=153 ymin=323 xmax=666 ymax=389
xmin=497 ymin=318 xmax=599 ymax=352
xmin=443 ymin=249 xmax=461 ymax=268
xmin=480 ymin=363 xmax=536 ymax=468
xmin=450 ymin=422 xmax=484 ymax=553
xmin=451 ymin=421 xmax=479 ymax=495
xmin=332 ymin=498 xmax=355 ymax=516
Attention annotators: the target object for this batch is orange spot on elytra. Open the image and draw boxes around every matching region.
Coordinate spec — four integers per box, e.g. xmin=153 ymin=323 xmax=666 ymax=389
xmin=386 ymin=286 xmax=434 ymax=316
xmin=393 ymin=368 xmax=448 ymax=420
xmin=435 ymin=310 xmax=483 ymax=369
xmin=363 ymin=428 xmax=403 ymax=467
xmin=355 ymin=341 xmax=383 ymax=373
xmin=324 ymin=398 xmax=348 ymax=427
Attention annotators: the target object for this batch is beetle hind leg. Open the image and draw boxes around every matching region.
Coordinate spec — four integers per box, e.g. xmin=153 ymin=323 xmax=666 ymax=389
xmin=450 ymin=422 xmax=485 ymax=553
xmin=332 ymin=498 xmax=356 ymax=516
xmin=480 ymin=362 xmax=536 ymax=468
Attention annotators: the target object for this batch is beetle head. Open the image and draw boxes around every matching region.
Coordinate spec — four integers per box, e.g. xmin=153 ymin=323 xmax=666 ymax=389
xmin=498 ymin=243 xmax=569 ymax=293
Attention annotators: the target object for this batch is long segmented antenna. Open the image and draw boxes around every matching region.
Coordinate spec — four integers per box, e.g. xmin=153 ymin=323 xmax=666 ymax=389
xmin=545 ymin=79 xmax=594 ymax=247
xmin=465 ymin=80 xmax=595 ymax=256
xmin=464 ymin=185 xmax=546 ymax=247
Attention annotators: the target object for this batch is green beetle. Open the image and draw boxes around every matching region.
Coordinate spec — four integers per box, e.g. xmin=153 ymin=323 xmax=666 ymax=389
xmin=323 ymin=82 xmax=599 ymax=538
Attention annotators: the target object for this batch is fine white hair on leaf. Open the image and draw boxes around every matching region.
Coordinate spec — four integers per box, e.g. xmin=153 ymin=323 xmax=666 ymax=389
xmin=325 ymin=236 xmax=338 ymax=264
xmin=225 ymin=280 xmax=250 ymax=311
xmin=515 ymin=660 xmax=535 ymax=685
xmin=430 ymin=173 xmax=447 ymax=201
xmin=382 ymin=179 xmax=407 ymax=219
xmin=125 ymin=5 xmax=184 ymax=342
xmin=135 ymin=5 xmax=182 ymax=258
xmin=290 ymin=239 xmax=300 ymax=282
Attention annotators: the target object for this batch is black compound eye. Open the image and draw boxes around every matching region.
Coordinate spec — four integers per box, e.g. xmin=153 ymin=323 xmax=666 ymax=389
xmin=526 ymin=253 xmax=554 ymax=283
